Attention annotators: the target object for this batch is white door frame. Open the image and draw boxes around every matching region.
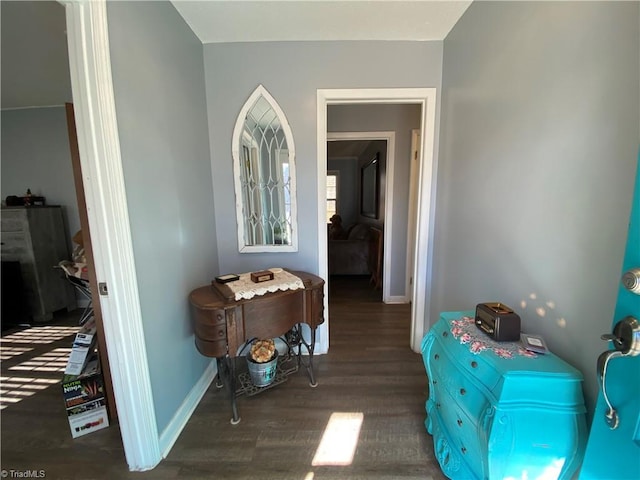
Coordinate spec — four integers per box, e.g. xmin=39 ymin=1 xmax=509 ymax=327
xmin=406 ymin=129 xmax=421 ymax=305
xmin=326 ymin=131 xmax=396 ymax=304
xmin=317 ymin=89 xmax=438 ymax=353
xmin=63 ymin=0 xmax=161 ymax=471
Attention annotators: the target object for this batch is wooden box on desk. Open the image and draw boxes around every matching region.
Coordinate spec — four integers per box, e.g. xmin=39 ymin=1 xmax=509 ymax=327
xmin=251 ymin=270 xmax=274 ymax=283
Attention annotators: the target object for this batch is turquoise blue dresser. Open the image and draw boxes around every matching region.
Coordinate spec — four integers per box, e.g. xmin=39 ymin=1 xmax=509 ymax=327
xmin=422 ymin=311 xmax=587 ymax=480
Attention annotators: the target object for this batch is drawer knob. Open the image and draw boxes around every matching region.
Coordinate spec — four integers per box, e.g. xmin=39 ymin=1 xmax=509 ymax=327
xmin=434 ymin=354 xmax=439 ymax=360
xmin=457 ymin=419 xmax=463 ymax=427
xmin=460 ymin=388 xmax=466 ymax=396
xmin=217 ymin=314 xmax=223 ymax=321
xmin=470 ymin=361 xmax=478 ymax=368
xmin=218 ymin=330 xmax=224 ymax=337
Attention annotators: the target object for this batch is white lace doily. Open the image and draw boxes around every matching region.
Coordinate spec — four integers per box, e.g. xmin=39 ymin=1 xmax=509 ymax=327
xmin=227 ymin=269 xmax=305 ymax=301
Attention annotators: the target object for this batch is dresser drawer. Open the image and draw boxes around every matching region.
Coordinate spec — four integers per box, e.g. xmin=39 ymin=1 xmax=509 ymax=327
xmin=428 ymin=408 xmax=479 ymax=480
xmin=430 ymin=391 xmax=486 ymax=479
xmin=1 ymin=211 xmax=26 ymax=232
xmin=1 ymin=232 xmax=29 ymax=260
xmin=429 ymin=340 xmax=492 ymax=423
xmin=432 ymin=314 xmax=502 ymax=390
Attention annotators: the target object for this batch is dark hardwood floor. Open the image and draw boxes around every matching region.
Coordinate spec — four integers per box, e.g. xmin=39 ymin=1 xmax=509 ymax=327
xmin=1 ymin=276 xmax=444 ymax=480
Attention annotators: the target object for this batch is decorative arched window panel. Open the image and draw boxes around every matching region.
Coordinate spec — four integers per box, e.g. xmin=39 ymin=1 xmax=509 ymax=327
xmin=232 ymin=85 xmax=298 ymax=252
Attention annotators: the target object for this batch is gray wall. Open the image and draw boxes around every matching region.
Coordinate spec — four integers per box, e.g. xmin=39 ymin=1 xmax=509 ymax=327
xmin=1 ymin=107 xmax=80 ymax=253
xmin=1 ymin=1 xmax=72 ymax=109
xmin=327 ymin=156 xmax=359 ymax=227
xmin=107 ymin=1 xmax=218 ymax=434
xmin=328 ymin=104 xmax=421 ymax=297
xmin=435 ymin=1 xmax=639 ymax=414
xmin=203 ymin=41 xmax=441 ymax=277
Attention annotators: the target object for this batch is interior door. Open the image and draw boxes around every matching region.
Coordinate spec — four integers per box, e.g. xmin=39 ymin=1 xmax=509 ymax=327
xmin=580 ymin=152 xmax=640 ymax=479
xmin=65 ymin=103 xmax=117 ymax=421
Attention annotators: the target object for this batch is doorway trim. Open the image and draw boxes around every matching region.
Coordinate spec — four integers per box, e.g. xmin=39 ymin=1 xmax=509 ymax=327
xmin=407 ymin=129 xmax=421 ymax=306
xmin=317 ymin=88 xmax=438 ymax=353
xmin=326 ymin=131 xmax=396 ymax=304
xmin=64 ymin=0 xmax=161 ymax=470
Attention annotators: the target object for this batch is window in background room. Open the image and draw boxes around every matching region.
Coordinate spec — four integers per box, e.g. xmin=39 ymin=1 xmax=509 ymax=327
xmin=327 ymin=171 xmax=340 ymax=222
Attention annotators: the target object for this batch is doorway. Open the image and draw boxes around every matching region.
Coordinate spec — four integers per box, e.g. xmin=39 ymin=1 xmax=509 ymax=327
xmin=317 ymin=88 xmax=438 ymax=354
xmin=326 ymin=133 xmax=393 ymax=301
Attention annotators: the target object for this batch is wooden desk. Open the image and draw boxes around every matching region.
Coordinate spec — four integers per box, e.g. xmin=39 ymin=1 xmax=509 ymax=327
xmin=189 ymin=271 xmax=325 ymax=423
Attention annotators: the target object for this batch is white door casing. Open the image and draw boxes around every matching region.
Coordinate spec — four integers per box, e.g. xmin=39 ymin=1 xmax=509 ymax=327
xmin=407 ymin=129 xmax=421 ymax=305
xmin=317 ymin=89 xmax=438 ymax=353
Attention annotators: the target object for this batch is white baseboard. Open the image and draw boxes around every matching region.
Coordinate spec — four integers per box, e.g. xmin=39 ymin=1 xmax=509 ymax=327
xmin=385 ymin=295 xmax=409 ymax=304
xmin=158 ymin=359 xmax=217 ymax=457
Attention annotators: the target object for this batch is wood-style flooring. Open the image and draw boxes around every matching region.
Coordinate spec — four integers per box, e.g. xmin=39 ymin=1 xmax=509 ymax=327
xmin=1 ymin=276 xmax=444 ymax=480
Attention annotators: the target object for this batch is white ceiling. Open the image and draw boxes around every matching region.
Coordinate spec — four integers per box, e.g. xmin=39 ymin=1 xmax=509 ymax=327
xmin=172 ymin=0 xmax=472 ymax=43
xmin=0 ymin=1 xmax=471 ymax=110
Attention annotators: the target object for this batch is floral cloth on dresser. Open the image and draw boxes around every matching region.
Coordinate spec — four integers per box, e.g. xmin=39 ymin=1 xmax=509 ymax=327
xmin=450 ymin=316 xmax=538 ymax=359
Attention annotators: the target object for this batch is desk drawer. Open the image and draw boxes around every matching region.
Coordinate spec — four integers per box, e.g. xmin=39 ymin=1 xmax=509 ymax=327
xmin=192 ymin=307 xmax=227 ymax=357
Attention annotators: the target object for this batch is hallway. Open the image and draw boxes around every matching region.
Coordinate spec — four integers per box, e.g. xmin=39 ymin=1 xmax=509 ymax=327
xmin=1 ymin=278 xmax=443 ymax=479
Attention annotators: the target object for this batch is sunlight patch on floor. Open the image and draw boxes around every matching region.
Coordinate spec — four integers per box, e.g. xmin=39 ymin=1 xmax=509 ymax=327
xmin=311 ymin=412 xmax=364 ymax=466
xmin=0 ymin=345 xmax=34 ymax=361
xmin=0 ymin=376 xmax=60 ymax=409
xmin=8 ymin=347 xmax=72 ymax=372
xmin=0 ymin=326 xmax=79 ymax=344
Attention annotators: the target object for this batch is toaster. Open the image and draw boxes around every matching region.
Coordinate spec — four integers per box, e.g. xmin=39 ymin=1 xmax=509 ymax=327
xmin=475 ymin=302 xmax=521 ymax=342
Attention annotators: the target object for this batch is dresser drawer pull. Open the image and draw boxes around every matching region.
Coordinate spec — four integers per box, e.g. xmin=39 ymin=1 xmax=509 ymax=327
xmin=460 ymin=388 xmax=466 ymax=396
xmin=457 ymin=419 xmax=463 ymax=427
xmin=434 ymin=354 xmax=439 ymax=360
xmin=217 ymin=314 xmax=223 ymax=321
xmin=470 ymin=361 xmax=478 ymax=368
xmin=218 ymin=330 xmax=225 ymax=337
